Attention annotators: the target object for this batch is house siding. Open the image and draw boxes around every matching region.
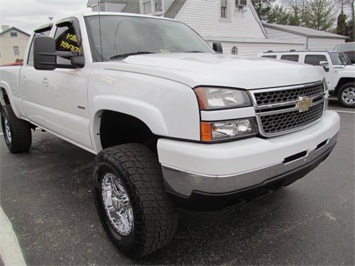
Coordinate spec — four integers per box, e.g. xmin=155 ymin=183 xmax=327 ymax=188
xmin=175 ymin=0 xmax=265 ymax=39
xmin=307 ymin=38 xmax=344 ymax=50
xmin=0 ymin=30 xmax=30 ymax=65
xmin=265 ymin=27 xmax=346 ymax=51
xmin=211 ymin=41 xmax=304 ymax=56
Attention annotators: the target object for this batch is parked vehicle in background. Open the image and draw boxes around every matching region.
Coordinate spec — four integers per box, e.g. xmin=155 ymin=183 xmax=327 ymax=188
xmin=258 ymin=50 xmax=355 ymax=107
xmin=334 ymin=42 xmax=355 ymax=64
xmin=1 ymin=13 xmax=340 ymax=259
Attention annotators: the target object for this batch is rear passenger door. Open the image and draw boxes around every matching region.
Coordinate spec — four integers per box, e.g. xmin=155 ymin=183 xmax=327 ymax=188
xmin=304 ymin=54 xmax=333 ymax=90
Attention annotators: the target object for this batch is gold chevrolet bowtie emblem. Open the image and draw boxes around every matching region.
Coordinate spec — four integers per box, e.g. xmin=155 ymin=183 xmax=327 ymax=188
xmin=297 ymin=97 xmax=313 ymax=112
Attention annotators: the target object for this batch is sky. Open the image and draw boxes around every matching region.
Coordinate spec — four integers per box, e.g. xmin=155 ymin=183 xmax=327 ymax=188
xmin=0 ymin=0 xmax=91 ymax=33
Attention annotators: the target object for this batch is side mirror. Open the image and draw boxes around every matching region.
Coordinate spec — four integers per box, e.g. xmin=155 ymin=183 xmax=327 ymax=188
xmin=34 ymin=37 xmax=57 ymax=70
xmin=213 ymin=42 xmax=223 ymax=54
xmin=319 ymin=61 xmax=329 ymax=72
xmin=34 ymin=37 xmax=85 ymax=70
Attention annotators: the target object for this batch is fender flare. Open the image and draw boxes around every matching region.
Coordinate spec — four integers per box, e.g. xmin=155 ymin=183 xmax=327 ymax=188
xmin=89 ymin=95 xmax=168 ymax=152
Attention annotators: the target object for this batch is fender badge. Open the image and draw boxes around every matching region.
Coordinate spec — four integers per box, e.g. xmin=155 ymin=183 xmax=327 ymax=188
xmin=297 ymin=97 xmax=313 ymax=112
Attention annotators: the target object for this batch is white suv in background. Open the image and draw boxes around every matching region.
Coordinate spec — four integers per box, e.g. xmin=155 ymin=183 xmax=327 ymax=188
xmin=258 ymin=51 xmax=355 ymax=107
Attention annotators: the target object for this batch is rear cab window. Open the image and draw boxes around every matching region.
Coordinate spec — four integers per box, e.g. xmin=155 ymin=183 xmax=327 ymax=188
xmin=280 ymin=54 xmax=299 ymax=62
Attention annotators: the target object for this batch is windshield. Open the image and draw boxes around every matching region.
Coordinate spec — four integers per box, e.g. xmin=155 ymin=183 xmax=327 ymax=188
xmin=330 ymin=52 xmax=352 ymax=65
xmin=85 ymin=15 xmax=213 ymax=61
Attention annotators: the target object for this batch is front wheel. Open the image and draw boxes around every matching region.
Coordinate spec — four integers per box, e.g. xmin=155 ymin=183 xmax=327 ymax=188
xmin=93 ymin=143 xmax=178 ymax=258
xmin=337 ymin=83 xmax=355 ymax=107
xmin=1 ymin=104 xmax=32 ymax=153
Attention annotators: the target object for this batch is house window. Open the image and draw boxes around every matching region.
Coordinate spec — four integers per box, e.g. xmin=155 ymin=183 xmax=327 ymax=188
xmin=155 ymin=0 xmax=162 ymax=12
xmin=13 ymin=46 xmax=20 ymax=56
xmin=142 ymin=0 xmax=152 ymax=14
xmin=10 ymin=32 xmax=18 ymax=37
xmin=221 ymin=0 xmax=228 ymax=18
xmin=231 ymin=46 xmax=238 ymax=55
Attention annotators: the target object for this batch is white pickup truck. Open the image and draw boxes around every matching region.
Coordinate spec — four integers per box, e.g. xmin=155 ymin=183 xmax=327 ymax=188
xmin=0 ymin=13 xmax=340 ymax=258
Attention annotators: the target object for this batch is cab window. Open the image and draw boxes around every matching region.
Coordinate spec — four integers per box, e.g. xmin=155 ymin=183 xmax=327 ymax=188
xmin=262 ymin=55 xmax=277 ymax=59
xmin=54 ymin=25 xmax=81 ymax=65
xmin=281 ymin=54 xmax=299 ymax=62
xmin=304 ymin=55 xmax=327 ymax=66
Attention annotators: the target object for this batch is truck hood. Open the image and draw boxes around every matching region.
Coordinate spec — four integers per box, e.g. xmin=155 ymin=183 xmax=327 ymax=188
xmin=103 ymin=53 xmax=323 ymax=89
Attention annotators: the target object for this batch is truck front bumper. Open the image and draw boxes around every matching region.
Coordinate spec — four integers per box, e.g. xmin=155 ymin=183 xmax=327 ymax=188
xmin=157 ymin=111 xmax=340 ymax=210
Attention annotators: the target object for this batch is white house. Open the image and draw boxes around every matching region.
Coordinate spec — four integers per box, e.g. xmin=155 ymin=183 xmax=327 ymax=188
xmin=0 ymin=26 xmax=30 ymax=65
xmin=86 ymin=0 xmax=345 ymax=55
xmin=264 ymin=24 xmax=347 ymax=51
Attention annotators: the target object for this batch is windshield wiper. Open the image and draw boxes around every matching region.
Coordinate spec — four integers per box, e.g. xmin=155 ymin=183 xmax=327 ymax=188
xmin=110 ymin=51 xmax=155 ymax=60
xmin=184 ymin=51 xmax=205 ymax=53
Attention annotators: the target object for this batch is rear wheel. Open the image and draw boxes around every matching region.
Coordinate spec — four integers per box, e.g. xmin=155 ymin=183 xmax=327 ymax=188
xmin=1 ymin=104 xmax=32 ymax=153
xmin=93 ymin=143 xmax=177 ymax=258
xmin=337 ymin=83 xmax=355 ymax=107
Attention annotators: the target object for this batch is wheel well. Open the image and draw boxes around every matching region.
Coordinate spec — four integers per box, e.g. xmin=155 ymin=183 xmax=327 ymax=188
xmin=100 ymin=110 xmax=158 ymax=151
xmin=1 ymin=88 xmax=10 ymax=106
xmin=334 ymin=78 xmax=355 ymax=95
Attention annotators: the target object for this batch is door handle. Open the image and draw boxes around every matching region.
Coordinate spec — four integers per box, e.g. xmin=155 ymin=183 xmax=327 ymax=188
xmin=21 ymin=76 xmax=27 ymax=84
xmin=42 ymin=77 xmax=49 ymax=87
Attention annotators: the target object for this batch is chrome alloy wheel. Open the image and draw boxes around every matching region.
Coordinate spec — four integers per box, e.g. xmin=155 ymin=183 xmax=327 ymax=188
xmin=342 ymin=86 xmax=355 ymax=105
xmin=102 ymin=173 xmax=134 ymax=236
xmin=4 ymin=114 xmax=12 ymax=143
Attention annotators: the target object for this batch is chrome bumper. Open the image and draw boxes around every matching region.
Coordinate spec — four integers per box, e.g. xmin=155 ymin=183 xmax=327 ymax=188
xmin=162 ymin=133 xmax=337 ymax=197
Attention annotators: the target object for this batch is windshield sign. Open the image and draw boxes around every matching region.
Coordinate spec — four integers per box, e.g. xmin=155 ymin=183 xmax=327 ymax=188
xmin=85 ymin=15 xmax=213 ymax=61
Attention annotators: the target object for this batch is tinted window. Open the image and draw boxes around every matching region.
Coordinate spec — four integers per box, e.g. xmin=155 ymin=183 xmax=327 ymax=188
xmin=54 ymin=25 xmax=80 ymax=65
xmin=304 ymin=55 xmax=327 ymax=66
xmin=281 ymin=54 xmax=299 ymax=62
xmin=262 ymin=55 xmax=277 ymax=59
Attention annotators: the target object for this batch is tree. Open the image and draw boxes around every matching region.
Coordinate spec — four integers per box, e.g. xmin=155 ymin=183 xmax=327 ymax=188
xmin=303 ymin=0 xmax=336 ymax=31
xmin=335 ymin=11 xmax=348 ymax=36
xmin=251 ymin=0 xmax=277 ymax=21
xmin=267 ymin=5 xmax=290 ymax=24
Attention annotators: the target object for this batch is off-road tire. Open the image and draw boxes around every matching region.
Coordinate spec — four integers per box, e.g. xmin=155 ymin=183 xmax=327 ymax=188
xmin=337 ymin=82 xmax=355 ymax=108
xmin=1 ymin=104 xmax=32 ymax=153
xmin=93 ymin=143 xmax=178 ymax=259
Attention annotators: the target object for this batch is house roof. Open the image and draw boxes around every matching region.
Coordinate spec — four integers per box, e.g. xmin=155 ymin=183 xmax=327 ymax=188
xmin=0 ymin=27 xmax=30 ymax=37
xmin=165 ymin=0 xmax=187 ymax=19
xmin=264 ymin=24 xmax=347 ymax=39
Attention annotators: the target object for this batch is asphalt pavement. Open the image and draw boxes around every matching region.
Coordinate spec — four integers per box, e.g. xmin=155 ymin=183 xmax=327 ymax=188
xmin=0 ymin=100 xmax=354 ymax=265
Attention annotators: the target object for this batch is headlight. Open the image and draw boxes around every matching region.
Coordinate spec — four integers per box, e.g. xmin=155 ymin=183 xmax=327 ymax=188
xmin=201 ymin=118 xmax=258 ymax=141
xmin=194 ymin=87 xmax=252 ymax=110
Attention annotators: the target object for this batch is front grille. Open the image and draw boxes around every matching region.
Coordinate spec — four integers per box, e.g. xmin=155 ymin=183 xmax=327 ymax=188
xmin=254 ymin=83 xmax=324 ymax=106
xmin=251 ymin=82 xmax=326 ymax=137
xmin=260 ymin=102 xmax=324 ymax=135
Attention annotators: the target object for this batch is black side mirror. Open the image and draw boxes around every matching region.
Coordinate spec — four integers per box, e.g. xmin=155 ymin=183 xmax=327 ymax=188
xmin=34 ymin=37 xmax=57 ymax=70
xmin=319 ymin=61 xmax=329 ymax=72
xmin=213 ymin=42 xmax=223 ymax=54
xmin=34 ymin=37 xmax=85 ymax=70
